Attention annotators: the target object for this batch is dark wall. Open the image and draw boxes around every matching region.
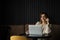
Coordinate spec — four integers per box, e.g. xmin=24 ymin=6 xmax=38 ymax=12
xmin=1 ymin=0 xmax=60 ymax=25
xmin=1 ymin=0 xmax=25 ymax=25
xmin=24 ymin=0 xmax=55 ymax=24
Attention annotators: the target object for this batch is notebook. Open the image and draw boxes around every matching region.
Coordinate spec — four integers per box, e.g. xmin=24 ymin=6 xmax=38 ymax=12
xmin=28 ymin=25 xmax=43 ymax=37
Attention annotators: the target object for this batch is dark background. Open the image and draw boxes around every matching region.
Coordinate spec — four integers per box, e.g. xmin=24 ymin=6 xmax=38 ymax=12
xmin=1 ymin=0 xmax=60 ymax=40
xmin=1 ymin=0 xmax=60 ymax=25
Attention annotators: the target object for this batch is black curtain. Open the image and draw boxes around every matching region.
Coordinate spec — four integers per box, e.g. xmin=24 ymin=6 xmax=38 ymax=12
xmin=24 ymin=0 xmax=55 ymax=24
xmin=1 ymin=0 xmax=60 ymax=25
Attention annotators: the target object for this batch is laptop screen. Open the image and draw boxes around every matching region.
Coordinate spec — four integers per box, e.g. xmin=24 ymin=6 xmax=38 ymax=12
xmin=28 ymin=25 xmax=43 ymax=36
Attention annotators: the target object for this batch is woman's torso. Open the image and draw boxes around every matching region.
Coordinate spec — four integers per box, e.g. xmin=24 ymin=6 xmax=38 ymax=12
xmin=35 ymin=21 xmax=51 ymax=34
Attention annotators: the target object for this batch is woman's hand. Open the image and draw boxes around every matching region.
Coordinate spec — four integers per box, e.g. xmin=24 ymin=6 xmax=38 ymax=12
xmin=26 ymin=30 xmax=29 ymax=34
xmin=46 ymin=18 xmax=49 ymax=24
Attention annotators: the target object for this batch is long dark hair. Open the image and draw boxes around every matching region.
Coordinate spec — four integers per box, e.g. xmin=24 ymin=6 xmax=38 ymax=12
xmin=39 ymin=12 xmax=49 ymax=24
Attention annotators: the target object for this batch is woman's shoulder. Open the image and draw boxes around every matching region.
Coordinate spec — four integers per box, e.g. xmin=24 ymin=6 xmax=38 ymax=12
xmin=35 ymin=21 xmax=41 ymax=25
xmin=36 ymin=21 xmax=40 ymax=23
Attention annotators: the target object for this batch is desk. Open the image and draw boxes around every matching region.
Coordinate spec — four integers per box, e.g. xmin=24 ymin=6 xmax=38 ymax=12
xmin=26 ymin=34 xmax=51 ymax=40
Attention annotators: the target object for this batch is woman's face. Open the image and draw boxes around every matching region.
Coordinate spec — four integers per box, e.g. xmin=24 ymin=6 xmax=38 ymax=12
xmin=40 ymin=14 xmax=46 ymax=22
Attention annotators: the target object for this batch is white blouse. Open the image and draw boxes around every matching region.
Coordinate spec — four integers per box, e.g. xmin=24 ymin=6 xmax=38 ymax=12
xmin=35 ymin=21 xmax=51 ymax=34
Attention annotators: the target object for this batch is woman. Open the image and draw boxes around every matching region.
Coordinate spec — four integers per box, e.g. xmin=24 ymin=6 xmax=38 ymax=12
xmin=35 ymin=12 xmax=51 ymax=35
xmin=25 ymin=12 xmax=51 ymax=40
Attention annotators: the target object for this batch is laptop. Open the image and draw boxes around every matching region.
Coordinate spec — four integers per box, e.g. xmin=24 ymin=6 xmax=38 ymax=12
xmin=28 ymin=25 xmax=43 ymax=37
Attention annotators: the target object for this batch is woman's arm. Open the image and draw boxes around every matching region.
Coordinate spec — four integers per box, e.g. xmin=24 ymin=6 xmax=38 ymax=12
xmin=46 ymin=18 xmax=49 ymax=25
